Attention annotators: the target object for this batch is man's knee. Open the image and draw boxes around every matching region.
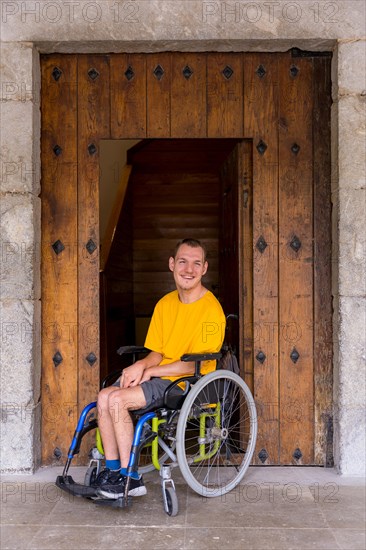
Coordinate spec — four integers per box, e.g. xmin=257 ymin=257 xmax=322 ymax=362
xmin=108 ymin=387 xmax=145 ymax=412
xmin=107 ymin=388 xmax=130 ymax=409
xmin=97 ymin=387 xmax=115 ymax=410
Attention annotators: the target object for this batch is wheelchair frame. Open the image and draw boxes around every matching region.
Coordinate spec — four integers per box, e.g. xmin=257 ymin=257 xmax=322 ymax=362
xmin=56 ymin=348 xmax=257 ymax=516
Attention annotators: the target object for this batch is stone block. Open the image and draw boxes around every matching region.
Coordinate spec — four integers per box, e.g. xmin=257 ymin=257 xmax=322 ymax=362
xmin=337 ymin=189 xmax=366 ymax=297
xmin=337 ymin=40 xmax=366 ymax=97
xmin=0 ymin=1 xmax=365 ymax=43
xmin=0 ymin=194 xmax=41 ymax=300
xmin=337 ymin=96 xmax=366 ymax=190
xmin=0 ymin=42 xmax=39 ymax=103
xmin=334 ymin=404 xmax=366 ymax=476
xmin=0 ymin=101 xmax=40 ymax=194
xmin=0 ymin=401 xmax=40 ymax=472
xmin=333 ymin=296 xmax=366 ymax=475
xmin=0 ymin=299 xmax=41 ymax=472
xmin=337 ymin=296 xmax=366 ymax=404
xmin=0 ymin=300 xmax=40 ymax=404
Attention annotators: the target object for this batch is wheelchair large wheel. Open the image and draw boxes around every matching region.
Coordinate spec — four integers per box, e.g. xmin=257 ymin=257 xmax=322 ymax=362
xmin=176 ymin=370 xmax=257 ymax=498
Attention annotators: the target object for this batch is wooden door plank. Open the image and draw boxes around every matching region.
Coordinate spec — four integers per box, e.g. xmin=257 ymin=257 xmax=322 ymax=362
xmin=244 ymin=54 xmax=280 ymax=465
xmin=41 ymin=55 xmax=78 ymax=464
xmin=219 ymin=141 xmax=252 ymax=451
xmin=278 ymin=55 xmax=314 ymax=464
xmin=207 ymin=53 xmax=244 ymax=137
xmin=241 ymin=141 xmax=254 ymax=393
xmin=171 ymin=53 xmax=206 ymax=137
xmin=147 ymin=53 xmax=171 ymax=137
xmin=219 ymin=145 xmax=240 ymax=329
xmin=313 ymin=56 xmax=333 ymax=466
xmin=77 ymin=55 xmax=110 ymax=443
xmin=110 ymin=54 xmax=146 ymax=138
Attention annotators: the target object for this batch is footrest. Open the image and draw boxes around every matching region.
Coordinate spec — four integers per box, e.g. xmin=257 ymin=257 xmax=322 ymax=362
xmin=56 ymin=475 xmax=98 ymax=498
xmin=95 ymin=496 xmax=133 ymax=508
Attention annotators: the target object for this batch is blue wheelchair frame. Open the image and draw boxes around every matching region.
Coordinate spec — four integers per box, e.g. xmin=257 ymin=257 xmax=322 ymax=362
xmin=56 ymin=350 xmax=222 ymax=514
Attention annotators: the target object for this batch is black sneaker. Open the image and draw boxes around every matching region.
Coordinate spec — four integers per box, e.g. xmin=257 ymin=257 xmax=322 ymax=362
xmin=97 ymin=474 xmax=146 ymax=499
xmin=94 ymin=468 xmax=121 ymax=487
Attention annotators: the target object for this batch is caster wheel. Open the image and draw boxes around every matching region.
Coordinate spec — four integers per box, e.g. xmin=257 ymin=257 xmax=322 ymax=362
xmin=84 ymin=465 xmax=98 ymax=486
xmin=164 ymin=486 xmax=178 ymax=517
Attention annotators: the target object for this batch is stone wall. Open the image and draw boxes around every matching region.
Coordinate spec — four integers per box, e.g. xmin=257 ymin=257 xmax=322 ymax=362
xmin=0 ymin=1 xmax=365 ymax=474
xmin=0 ymin=43 xmax=42 ymax=472
xmin=331 ymin=38 xmax=366 ymax=475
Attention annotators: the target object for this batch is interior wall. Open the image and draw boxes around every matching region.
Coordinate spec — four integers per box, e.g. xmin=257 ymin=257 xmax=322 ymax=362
xmin=99 ymin=140 xmax=140 ymax=245
xmin=129 ymin=140 xmax=239 ymax=316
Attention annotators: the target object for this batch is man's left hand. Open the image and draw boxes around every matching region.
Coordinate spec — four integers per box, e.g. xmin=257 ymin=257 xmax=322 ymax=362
xmin=139 ymin=369 xmax=154 ymax=383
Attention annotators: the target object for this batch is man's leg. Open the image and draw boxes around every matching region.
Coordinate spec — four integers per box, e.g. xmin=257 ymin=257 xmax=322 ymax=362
xmin=106 ymin=386 xmax=147 ymax=468
xmin=97 ymin=385 xmax=146 ymax=465
xmin=97 ymin=386 xmax=121 ymax=461
xmin=96 ymin=385 xmax=147 ymax=499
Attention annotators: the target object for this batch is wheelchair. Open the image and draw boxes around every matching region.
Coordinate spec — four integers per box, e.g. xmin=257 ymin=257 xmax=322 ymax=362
xmin=56 ymin=344 xmax=257 ymax=516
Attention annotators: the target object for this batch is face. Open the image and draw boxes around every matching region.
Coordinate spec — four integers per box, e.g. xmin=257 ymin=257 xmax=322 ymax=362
xmin=169 ymin=244 xmax=208 ymax=293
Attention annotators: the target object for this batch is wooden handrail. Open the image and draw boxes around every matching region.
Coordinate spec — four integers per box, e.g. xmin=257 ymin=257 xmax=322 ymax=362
xmin=100 ymin=164 xmax=132 ymax=272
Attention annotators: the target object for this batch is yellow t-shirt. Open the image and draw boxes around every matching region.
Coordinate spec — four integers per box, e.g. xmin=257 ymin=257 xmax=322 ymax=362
xmin=144 ymin=290 xmax=226 ymax=382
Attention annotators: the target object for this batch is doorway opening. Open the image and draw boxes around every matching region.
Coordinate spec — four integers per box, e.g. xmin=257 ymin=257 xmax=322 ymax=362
xmin=99 ymin=138 xmax=248 ymax=381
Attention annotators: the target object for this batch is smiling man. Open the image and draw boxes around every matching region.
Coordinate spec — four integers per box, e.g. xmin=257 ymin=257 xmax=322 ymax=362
xmin=96 ymin=238 xmax=226 ymax=499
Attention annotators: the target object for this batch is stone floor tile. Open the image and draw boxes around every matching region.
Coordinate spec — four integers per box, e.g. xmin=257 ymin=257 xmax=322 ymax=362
xmin=0 ymin=482 xmax=59 ymax=525
xmin=332 ymin=528 xmax=366 ymax=550
xmin=288 ymin=468 xmax=366 ymax=487
xmin=183 ymin=527 xmax=341 ymax=550
xmin=315 ymin=486 xmax=366 ymax=529
xmin=42 ymin=481 xmax=187 ymax=527
xmin=185 ymin=485 xmax=328 ymax=529
xmin=27 ymin=525 xmax=186 ymax=550
xmin=0 ymin=525 xmax=41 ymax=550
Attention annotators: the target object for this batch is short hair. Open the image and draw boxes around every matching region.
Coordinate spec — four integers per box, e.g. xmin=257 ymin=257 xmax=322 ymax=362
xmin=173 ymin=239 xmax=208 ymax=263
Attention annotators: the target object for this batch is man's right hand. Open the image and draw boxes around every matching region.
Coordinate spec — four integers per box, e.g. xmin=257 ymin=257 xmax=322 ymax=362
xmin=120 ymin=361 xmax=145 ymax=388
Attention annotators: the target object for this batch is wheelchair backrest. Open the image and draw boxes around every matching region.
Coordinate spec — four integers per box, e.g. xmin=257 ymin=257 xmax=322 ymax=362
xmin=217 ymin=347 xmax=240 ymax=375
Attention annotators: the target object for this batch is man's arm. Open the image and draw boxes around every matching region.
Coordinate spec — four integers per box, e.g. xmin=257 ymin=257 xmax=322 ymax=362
xmin=140 ymin=360 xmax=195 ymax=383
xmin=120 ymin=351 xmax=163 ymax=388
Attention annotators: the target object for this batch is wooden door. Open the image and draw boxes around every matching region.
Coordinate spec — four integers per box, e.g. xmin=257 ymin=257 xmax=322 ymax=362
xmin=41 ymin=51 xmax=332 ymax=466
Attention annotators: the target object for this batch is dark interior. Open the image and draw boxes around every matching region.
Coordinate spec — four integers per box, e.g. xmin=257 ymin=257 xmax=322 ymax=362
xmin=100 ymin=139 xmax=241 ymax=377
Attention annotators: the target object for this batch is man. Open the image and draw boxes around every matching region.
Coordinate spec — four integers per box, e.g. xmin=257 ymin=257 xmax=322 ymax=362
xmin=96 ymin=238 xmax=226 ymax=499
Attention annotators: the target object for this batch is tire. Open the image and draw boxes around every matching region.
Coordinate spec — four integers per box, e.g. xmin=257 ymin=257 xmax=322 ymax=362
xmin=138 ymin=419 xmax=177 ymax=475
xmin=164 ymin=486 xmax=178 ymax=516
xmin=84 ymin=465 xmax=98 ymax=486
xmin=176 ymin=370 xmax=257 ymax=498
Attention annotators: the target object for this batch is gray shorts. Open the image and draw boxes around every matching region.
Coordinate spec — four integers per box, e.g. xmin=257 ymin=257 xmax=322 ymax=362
xmin=141 ymin=378 xmax=184 ymax=409
xmin=112 ymin=377 xmax=183 ymax=409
